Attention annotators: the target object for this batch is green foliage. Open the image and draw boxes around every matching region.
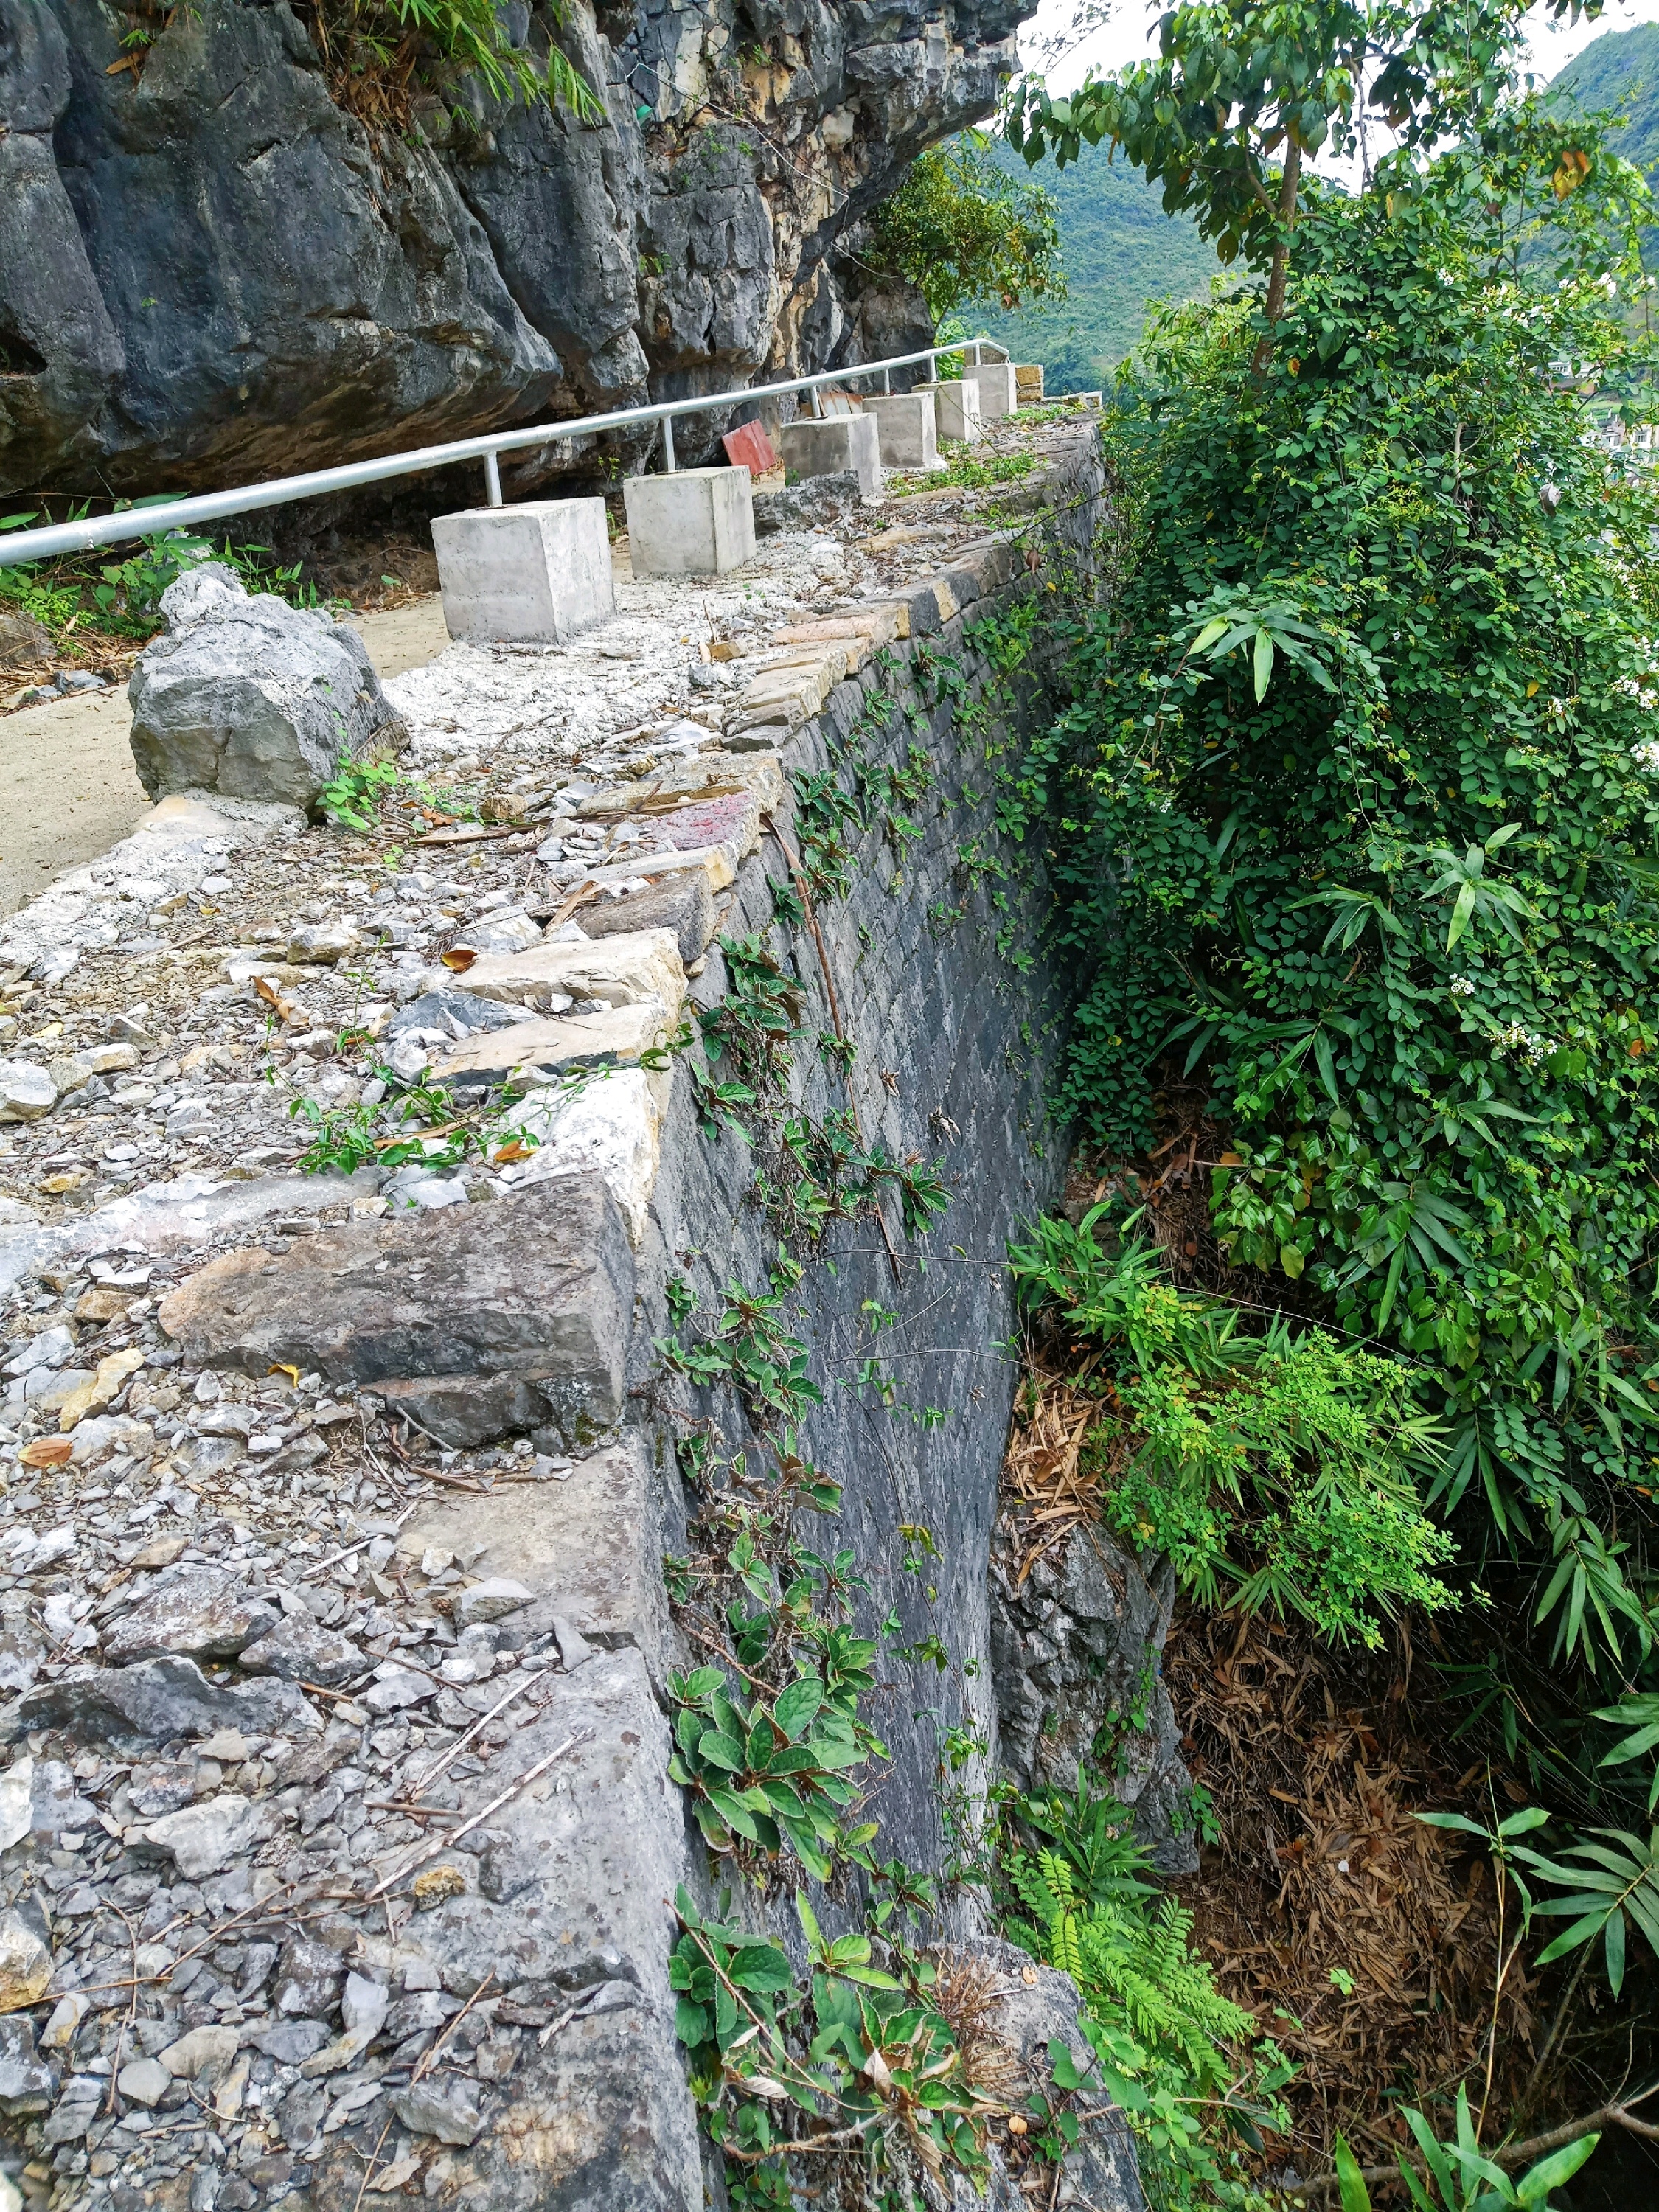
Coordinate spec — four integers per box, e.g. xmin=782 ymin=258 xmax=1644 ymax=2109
xmin=692 ymin=930 xmax=948 ymax=1247
xmin=994 ymin=1776 xmax=1291 ymax=2210
xmin=1333 ymin=2089 xmax=1598 ymax=2209
xmin=1001 ymin=0 xmax=1659 ymax=1854
xmin=0 ymin=512 xmax=341 ymax=647
xmin=287 ymin=1048 xmax=560 ymax=1178
xmin=317 ymin=760 xmax=406 ymax=834
xmin=316 ymin=758 xmax=481 ymax=837
xmin=304 ymin=0 xmax=600 ymax=124
xmin=1009 ymin=1217 xmax=1456 ymax=1645
xmin=870 ymin=135 xmax=1065 ymax=323
xmin=667 ymin=1658 xmax=877 ymax=1881
xmin=670 ymin=1887 xmax=1000 ymax=2203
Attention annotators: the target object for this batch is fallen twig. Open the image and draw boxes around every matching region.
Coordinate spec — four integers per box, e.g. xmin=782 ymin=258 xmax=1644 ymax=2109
xmin=408 ymin=1672 xmax=540 ymax=1797
xmin=366 ymin=1728 xmax=593 ymax=1899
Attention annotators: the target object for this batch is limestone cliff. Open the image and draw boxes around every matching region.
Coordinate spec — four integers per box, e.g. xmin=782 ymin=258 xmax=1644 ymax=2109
xmin=0 ymin=0 xmax=1025 ymax=499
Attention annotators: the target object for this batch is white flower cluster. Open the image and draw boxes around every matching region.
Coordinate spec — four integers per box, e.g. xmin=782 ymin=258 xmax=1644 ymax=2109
xmin=1635 ymin=740 xmax=1659 ymax=773
xmin=1498 ymin=1021 xmax=1557 ymax=1067
xmin=1450 ymin=975 xmax=1476 ymax=998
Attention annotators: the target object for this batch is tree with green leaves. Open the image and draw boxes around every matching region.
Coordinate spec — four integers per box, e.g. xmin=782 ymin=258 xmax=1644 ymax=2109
xmin=998 ymin=0 xmax=1659 ymax=2164
xmin=869 ymin=136 xmax=1066 ymax=324
xmin=1008 ymin=0 xmax=1624 ymax=358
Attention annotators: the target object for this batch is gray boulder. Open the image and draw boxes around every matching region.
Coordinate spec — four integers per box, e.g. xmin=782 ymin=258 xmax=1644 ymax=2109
xmin=127 ymin=565 xmax=405 ymax=812
xmin=156 ymin=1172 xmax=633 ymax=1452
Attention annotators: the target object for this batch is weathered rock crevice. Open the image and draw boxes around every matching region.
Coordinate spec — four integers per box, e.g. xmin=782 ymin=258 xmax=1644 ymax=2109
xmin=1 ymin=0 xmax=1026 ymax=498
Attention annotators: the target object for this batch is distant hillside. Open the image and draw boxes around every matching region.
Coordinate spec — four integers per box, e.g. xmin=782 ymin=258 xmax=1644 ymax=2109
xmin=963 ymin=27 xmax=1659 ymax=393
xmin=967 ymin=139 xmax=1222 ymax=389
xmin=1548 ymin=21 xmax=1659 ymax=175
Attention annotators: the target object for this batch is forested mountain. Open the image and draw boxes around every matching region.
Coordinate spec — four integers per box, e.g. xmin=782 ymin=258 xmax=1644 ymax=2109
xmin=970 ymin=139 xmax=1220 ymax=386
xmin=1548 ymin=19 xmax=1659 ymax=175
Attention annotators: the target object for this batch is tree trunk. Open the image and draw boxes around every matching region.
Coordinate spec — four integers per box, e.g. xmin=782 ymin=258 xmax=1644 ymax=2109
xmin=1251 ymin=138 xmax=1301 ymax=373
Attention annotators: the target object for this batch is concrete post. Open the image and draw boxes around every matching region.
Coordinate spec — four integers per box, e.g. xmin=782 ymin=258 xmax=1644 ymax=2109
xmin=865 ymin=390 xmax=939 ymax=470
xmin=919 ymin=379 xmax=981 ymax=444
xmin=431 ymin=498 xmax=613 ymax=645
xmin=624 ymin=466 xmax=757 ymax=576
xmin=964 ymin=361 xmax=1018 ymax=419
xmin=777 ymin=414 xmax=881 ymax=496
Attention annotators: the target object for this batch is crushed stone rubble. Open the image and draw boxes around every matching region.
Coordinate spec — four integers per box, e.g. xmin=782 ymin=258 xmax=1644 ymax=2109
xmin=0 ymin=412 xmax=1096 ymax=2212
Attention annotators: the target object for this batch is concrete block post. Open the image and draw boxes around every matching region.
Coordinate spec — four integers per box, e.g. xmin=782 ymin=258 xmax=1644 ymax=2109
xmin=624 ymin=466 xmax=756 ymax=576
xmin=865 ymin=390 xmax=939 ymax=470
xmin=922 ymin=379 xmax=981 ymax=444
xmin=430 ymin=499 xmax=613 ymax=645
xmin=964 ymin=361 xmax=1018 ymax=420
xmin=777 ymin=414 xmax=881 ymax=495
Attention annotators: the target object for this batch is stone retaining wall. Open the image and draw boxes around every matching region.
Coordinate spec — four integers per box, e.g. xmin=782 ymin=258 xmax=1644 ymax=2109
xmin=0 ymin=418 xmax=1162 ymax=2212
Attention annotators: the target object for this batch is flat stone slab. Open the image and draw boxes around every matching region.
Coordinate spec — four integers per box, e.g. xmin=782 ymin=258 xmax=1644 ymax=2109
xmin=456 ymin=929 xmax=685 ymax=1023
xmin=156 ymin=1175 xmax=633 ymax=1436
xmin=572 ymin=874 xmax=714 ymax=967
xmin=433 ymin=1002 xmax=671 ymax=1106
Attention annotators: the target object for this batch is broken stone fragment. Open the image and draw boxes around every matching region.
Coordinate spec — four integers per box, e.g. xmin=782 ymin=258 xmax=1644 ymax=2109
xmin=285 ymin=920 xmax=361 ymax=964
xmin=57 ymin=1346 xmax=145 ymax=1430
xmin=454 ymin=928 xmax=685 ymax=1023
xmin=573 ymin=869 xmax=715 ymax=967
xmin=249 ymin=2019 xmax=331 ymax=2062
xmin=0 ymin=1905 xmax=52 ymax=2014
xmin=273 ymin=1935 xmax=345 ymax=2019
xmin=17 ymin=1653 xmax=320 ymax=1744
xmin=455 ymin=1578 xmax=535 ymax=1626
xmin=127 ymin=565 xmax=407 ymax=812
xmin=0 ymin=1062 xmax=55 ymax=1124
xmin=391 ymin=2074 xmax=483 ymax=2146
xmin=431 ymin=997 xmax=669 ymax=1097
xmin=116 ymin=2054 xmax=169 ymax=2109
xmin=102 ymin=1566 xmax=278 ymax=1664
xmin=139 ymin=1791 xmax=265 ymax=1879
xmin=158 ymin=2023 xmax=240 ymax=2083
xmin=237 ymin=1615 xmax=364 ymax=1688
xmin=159 ymin=1175 xmax=633 ymax=1449
xmin=365 ymin=1664 xmax=435 ymax=1716
xmin=127 ymin=1757 xmax=199 ymax=1816
xmin=39 ymin=1994 xmax=86 ymax=2051
xmin=0 ymin=2016 xmax=54 ymax=2115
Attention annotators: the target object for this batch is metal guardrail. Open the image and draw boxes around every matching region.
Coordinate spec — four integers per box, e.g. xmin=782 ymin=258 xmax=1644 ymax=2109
xmin=0 ymin=337 xmax=1017 ymax=572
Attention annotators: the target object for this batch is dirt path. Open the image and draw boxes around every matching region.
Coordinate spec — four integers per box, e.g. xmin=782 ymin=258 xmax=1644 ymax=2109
xmin=0 ymin=596 xmax=451 ymax=919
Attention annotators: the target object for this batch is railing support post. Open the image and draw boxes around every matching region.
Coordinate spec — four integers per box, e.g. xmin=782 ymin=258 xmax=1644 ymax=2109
xmin=662 ymin=414 xmax=676 ymax=473
xmin=484 ymin=451 xmax=503 ymax=507
xmin=810 ymin=383 xmax=824 ymax=419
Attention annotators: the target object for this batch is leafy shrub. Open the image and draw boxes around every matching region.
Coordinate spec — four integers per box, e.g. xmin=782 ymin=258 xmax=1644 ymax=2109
xmin=995 ymin=1775 xmax=1290 ymax=2210
xmin=1008 ymin=1215 xmax=1457 ymax=1645
xmin=1006 ymin=21 xmax=1659 ymax=1820
xmin=870 ymin=136 xmax=1065 ymax=323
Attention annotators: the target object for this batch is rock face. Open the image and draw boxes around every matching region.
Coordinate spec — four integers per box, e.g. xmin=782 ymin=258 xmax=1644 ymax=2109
xmin=0 ymin=0 xmax=1021 ymax=498
xmin=126 ymin=567 xmax=406 ymax=810
xmin=992 ymin=1527 xmax=1200 ymax=1877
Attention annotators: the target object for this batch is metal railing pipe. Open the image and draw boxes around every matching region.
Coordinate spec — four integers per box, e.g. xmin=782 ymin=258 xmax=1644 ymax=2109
xmin=0 ymin=338 xmax=1012 ymax=571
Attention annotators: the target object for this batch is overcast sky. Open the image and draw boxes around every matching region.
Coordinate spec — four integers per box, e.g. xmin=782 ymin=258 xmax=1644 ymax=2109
xmin=1020 ymin=0 xmax=1659 ymax=91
